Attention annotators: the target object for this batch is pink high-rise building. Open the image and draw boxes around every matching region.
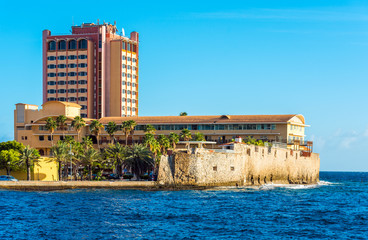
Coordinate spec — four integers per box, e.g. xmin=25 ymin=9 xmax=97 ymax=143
xmin=43 ymin=21 xmax=139 ymax=118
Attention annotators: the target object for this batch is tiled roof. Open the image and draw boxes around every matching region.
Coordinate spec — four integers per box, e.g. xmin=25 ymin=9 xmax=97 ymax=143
xmin=98 ymin=114 xmax=302 ymax=125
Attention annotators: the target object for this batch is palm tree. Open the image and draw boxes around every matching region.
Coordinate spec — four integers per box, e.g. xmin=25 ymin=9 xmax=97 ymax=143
xmin=168 ymin=132 xmax=179 ymax=150
xmin=124 ymin=144 xmax=154 ymax=180
xmin=180 ymin=128 xmax=192 ymax=150
xmin=45 ymin=117 xmax=57 ymax=147
xmin=80 ymin=147 xmax=101 ymax=180
xmin=179 ymin=112 xmax=188 ymax=116
xmin=144 ymin=124 xmax=156 ymax=134
xmin=106 ymin=121 xmax=118 ymax=144
xmin=89 ymin=120 xmax=103 ymax=150
xmin=122 ymin=120 xmax=137 ymax=146
xmin=194 ymin=132 xmax=205 ymax=141
xmin=157 ymin=134 xmax=170 ymax=155
xmin=180 ymin=128 xmax=192 ymax=141
xmin=71 ymin=116 xmax=86 ymax=142
xmin=105 ymin=143 xmax=126 ymax=176
xmin=19 ymin=146 xmax=40 ymax=181
xmin=81 ymin=136 xmax=93 ymax=150
xmin=51 ymin=141 xmax=68 ymax=181
xmin=143 ymin=133 xmax=161 ymax=163
xmin=56 ymin=115 xmax=68 ymax=139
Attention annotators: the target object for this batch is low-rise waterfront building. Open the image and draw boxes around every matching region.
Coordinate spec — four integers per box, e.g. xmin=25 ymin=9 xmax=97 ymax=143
xmin=14 ymin=101 xmax=311 ymax=156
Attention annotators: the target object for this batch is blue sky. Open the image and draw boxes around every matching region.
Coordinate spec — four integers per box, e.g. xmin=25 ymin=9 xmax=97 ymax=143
xmin=0 ymin=0 xmax=367 ymax=171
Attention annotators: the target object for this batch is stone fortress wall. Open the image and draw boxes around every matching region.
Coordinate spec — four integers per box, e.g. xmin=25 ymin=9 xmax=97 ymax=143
xmin=158 ymin=144 xmax=320 ymax=187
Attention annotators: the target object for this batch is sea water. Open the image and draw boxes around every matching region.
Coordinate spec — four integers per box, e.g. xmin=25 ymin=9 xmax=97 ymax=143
xmin=0 ymin=172 xmax=367 ymax=239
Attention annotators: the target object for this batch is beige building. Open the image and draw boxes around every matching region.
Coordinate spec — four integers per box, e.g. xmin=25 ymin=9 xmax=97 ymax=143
xmin=14 ymin=101 xmax=311 ymax=156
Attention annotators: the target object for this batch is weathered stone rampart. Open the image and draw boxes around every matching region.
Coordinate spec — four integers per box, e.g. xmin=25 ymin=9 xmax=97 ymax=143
xmin=158 ymin=144 xmax=319 ymax=187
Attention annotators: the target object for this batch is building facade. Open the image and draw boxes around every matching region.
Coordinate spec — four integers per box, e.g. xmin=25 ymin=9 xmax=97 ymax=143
xmin=14 ymin=102 xmax=310 ymax=156
xmin=43 ymin=21 xmax=139 ymax=119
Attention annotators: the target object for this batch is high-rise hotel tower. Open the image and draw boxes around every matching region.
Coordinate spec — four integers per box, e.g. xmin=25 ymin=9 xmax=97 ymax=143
xmin=42 ymin=21 xmax=139 ymax=118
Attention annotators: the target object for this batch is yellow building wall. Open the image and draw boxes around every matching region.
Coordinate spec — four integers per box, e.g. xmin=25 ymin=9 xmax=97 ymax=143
xmin=0 ymin=157 xmax=58 ymax=181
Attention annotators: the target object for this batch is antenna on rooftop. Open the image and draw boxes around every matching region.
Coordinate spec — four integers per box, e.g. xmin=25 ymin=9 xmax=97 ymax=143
xmin=97 ymin=19 xmax=99 ymax=25
xmin=72 ymin=16 xmax=74 ymax=26
xmin=121 ymin=28 xmax=125 ymax=37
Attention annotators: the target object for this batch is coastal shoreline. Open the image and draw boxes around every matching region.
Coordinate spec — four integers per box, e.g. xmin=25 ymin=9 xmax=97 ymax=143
xmin=0 ymin=180 xmax=320 ymax=191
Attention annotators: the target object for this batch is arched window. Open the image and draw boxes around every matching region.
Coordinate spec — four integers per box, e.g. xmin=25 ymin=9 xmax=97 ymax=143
xmin=68 ymin=40 xmax=77 ymax=50
xmin=78 ymin=39 xmax=87 ymax=49
xmin=58 ymin=40 xmax=66 ymax=50
xmin=48 ymin=41 xmax=56 ymax=51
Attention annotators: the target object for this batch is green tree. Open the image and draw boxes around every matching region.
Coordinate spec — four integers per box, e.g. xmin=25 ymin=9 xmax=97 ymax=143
xmin=19 ymin=146 xmax=40 ymax=180
xmin=122 ymin=120 xmax=137 ymax=146
xmin=179 ymin=112 xmax=188 ymax=116
xmin=0 ymin=140 xmax=24 ymax=152
xmin=194 ymin=132 xmax=205 ymax=141
xmin=81 ymin=136 xmax=93 ymax=150
xmin=157 ymin=134 xmax=170 ymax=155
xmin=56 ymin=115 xmax=68 ymax=138
xmin=51 ymin=141 xmax=68 ymax=181
xmin=124 ymin=144 xmax=154 ymax=180
xmin=168 ymin=132 xmax=179 ymax=150
xmin=0 ymin=149 xmax=21 ymax=175
xmin=45 ymin=117 xmax=57 ymax=147
xmin=180 ymin=128 xmax=192 ymax=141
xmin=105 ymin=143 xmax=126 ymax=176
xmin=106 ymin=122 xmax=118 ymax=144
xmin=89 ymin=120 xmax=104 ymax=150
xmin=71 ymin=116 xmax=86 ymax=142
xmin=80 ymin=147 xmax=101 ymax=180
xmin=144 ymin=124 xmax=156 ymax=134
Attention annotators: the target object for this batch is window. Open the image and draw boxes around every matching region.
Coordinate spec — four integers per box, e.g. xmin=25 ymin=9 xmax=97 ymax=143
xmin=68 ymin=72 xmax=77 ymax=76
xmin=47 ymin=64 xmax=56 ymax=69
xmin=78 ymin=88 xmax=87 ymax=93
xmin=68 ymin=80 xmax=77 ymax=85
xmin=123 ymin=81 xmax=126 ymax=85
xmin=123 ymin=64 xmax=126 ymax=69
xmin=127 ymin=43 xmax=131 ymax=51
xmin=47 ymin=81 xmax=56 ymax=85
xmin=58 ymin=72 xmax=66 ymax=77
xmin=133 ymin=66 xmax=137 ymax=71
xmin=132 ymin=99 xmax=136 ymax=104
xmin=58 ymin=97 xmax=66 ymax=101
xmin=47 ymin=73 xmax=56 ymax=77
xmin=58 ymin=81 xmax=66 ymax=85
xmin=122 ymin=42 xmax=126 ymax=50
xmin=48 ymin=41 xmax=56 ymax=51
xmin=39 ymin=136 xmax=44 ymax=141
xmin=47 ymin=89 xmax=56 ymax=94
xmin=68 ymin=40 xmax=77 ymax=50
xmin=128 ymin=57 xmax=131 ymax=61
xmin=133 ymin=75 xmax=136 ymax=79
xmin=47 ymin=97 xmax=56 ymax=101
xmin=122 ymin=56 xmax=126 ymax=60
xmin=127 ymin=65 xmax=131 ymax=70
xmin=81 ymin=105 xmax=87 ymax=110
xmin=133 ymin=91 xmax=136 ymax=95
xmin=78 ymin=39 xmax=87 ymax=49
xmin=132 ymin=107 xmax=136 ymax=112
xmin=127 ymin=82 xmax=131 ymax=87
xmin=78 ymin=80 xmax=87 ymax=84
xmin=58 ymin=40 xmax=66 ymax=50
xmin=58 ymin=64 xmax=66 ymax=68
xmin=68 ymin=55 xmax=77 ymax=60
xmin=127 ymin=73 xmax=131 ymax=78
xmin=58 ymin=56 xmax=66 ymax=60
xmin=127 ymin=90 xmax=131 ymax=95
xmin=58 ymin=89 xmax=66 ymax=93
xmin=122 ymin=73 xmax=126 ymax=77
xmin=122 ymin=89 xmax=126 ymax=94
xmin=68 ymin=89 xmax=77 ymax=93
xmin=78 ymin=55 xmax=87 ymax=59
xmin=133 ymin=58 xmax=137 ymax=63
xmin=78 ymin=63 xmax=87 ymax=68
xmin=78 ymin=97 xmax=87 ymax=101
xmin=68 ymin=64 xmax=77 ymax=68
xmin=68 ymin=97 xmax=77 ymax=101
xmin=48 ymin=136 xmax=53 ymax=141
xmin=47 ymin=56 xmax=56 ymax=61
xmin=81 ymin=113 xmax=87 ymax=118
xmin=78 ymin=72 xmax=87 ymax=76
xmin=271 ymin=124 xmax=276 ymax=130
